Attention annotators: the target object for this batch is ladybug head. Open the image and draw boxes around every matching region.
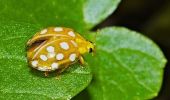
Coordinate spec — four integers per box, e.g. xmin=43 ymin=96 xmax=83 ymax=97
xmin=76 ymin=38 xmax=95 ymax=55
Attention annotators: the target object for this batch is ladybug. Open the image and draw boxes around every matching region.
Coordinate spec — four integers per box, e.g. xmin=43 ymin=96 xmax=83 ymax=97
xmin=27 ymin=27 xmax=95 ymax=76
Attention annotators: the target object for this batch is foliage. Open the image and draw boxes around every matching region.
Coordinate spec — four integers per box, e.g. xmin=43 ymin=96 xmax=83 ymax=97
xmin=0 ymin=0 xmax=166 ymax=100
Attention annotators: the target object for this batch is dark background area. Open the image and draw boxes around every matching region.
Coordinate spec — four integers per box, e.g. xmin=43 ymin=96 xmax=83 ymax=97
xmin=94 ymin=0 xmax=170 ymax=100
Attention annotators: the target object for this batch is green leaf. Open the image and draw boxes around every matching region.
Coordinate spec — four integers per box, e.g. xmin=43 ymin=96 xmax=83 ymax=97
xmin=0 ymin=0 xmax=121 ymax=99
xmin=74 ymin=27 xmax=167 ymax=100
xmin=0 ymin=0 xmax=120 ymax=32
xmin=0 ymin=21 xmax=92 ymax=100
xmin=84 ymin=0 xmax=121 ymax=26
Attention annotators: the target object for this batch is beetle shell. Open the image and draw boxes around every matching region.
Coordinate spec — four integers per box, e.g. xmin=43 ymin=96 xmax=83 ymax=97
xmin=27 ymin=27 xmax=94 ymax=72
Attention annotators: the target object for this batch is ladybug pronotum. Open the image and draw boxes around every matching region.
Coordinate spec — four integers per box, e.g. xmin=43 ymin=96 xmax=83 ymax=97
xmin=27 ymin=27 xmax=95 ymax=76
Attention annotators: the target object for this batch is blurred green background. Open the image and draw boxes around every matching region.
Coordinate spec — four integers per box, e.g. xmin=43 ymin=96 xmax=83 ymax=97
xmin=93 ymin=0 xmax=170 ymax=100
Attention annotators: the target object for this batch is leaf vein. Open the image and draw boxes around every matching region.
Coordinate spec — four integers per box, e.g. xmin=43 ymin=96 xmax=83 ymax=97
xmin=2 ymin=36 xmax=27 ymax=41
xmin=111 ymin=53 xmax=154 ymax=93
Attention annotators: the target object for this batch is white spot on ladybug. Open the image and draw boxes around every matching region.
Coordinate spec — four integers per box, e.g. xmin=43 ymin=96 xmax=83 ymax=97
xmin=54 ymin=27 xmax=63 ymax=32
xmin=47 ymin=52 xmax=56 ymax=58
xmin=56 ymin=53 xmax=64 ymax=60
xmin=60 ymin=42 xmax=69 ymax=50
xmin=51 ymin=62 xmax=59 ymax=70
xmin=68 ymin=31 xmax=75 ymax=37
xmin=40 ymin=55 xmax=48 ymax=61
xmin=69 ymin=53 xmax=76 ymax=61
xmin=40 ymin=29 xmax=47 ymax=34
xmin=46 ymin=46 xmax=55 ymax=52
xmin=38 ymin=66 xmax=50 ymax=71
xmin=71 ymin=40 xmax=77 ymax=47
xmin=31 ymin=60 xmax=38 ymax=67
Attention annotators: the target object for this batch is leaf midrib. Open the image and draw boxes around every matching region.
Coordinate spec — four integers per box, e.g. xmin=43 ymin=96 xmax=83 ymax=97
xmin=96 ymin=49 xmax=157 ymax=100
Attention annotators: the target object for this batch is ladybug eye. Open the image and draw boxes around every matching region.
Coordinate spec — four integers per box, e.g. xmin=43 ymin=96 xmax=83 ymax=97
xmin=89 ymin=41 xmax=93 ymax=43
xmin=89 ymin=48 xmax=93 ymax=53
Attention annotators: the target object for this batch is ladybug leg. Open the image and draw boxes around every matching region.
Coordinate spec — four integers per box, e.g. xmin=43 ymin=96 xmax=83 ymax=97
xmin=58 ymin=64 xmax=69 ymax=74
xmin=56 ymin=64 xmax=69 ymax=79
xmin=79 ymin=56 xmax=85 ymax=65
xmin=44 ymin=71 xmax=49 ymax=77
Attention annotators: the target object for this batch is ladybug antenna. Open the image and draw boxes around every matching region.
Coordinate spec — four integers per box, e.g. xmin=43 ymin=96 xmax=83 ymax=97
xmin=93 ymin=29 xmax=99 ymax=45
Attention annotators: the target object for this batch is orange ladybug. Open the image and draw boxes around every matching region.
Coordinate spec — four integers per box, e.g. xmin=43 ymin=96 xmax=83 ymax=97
xmin=27 ymin=27 xmax=95 ymax=76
